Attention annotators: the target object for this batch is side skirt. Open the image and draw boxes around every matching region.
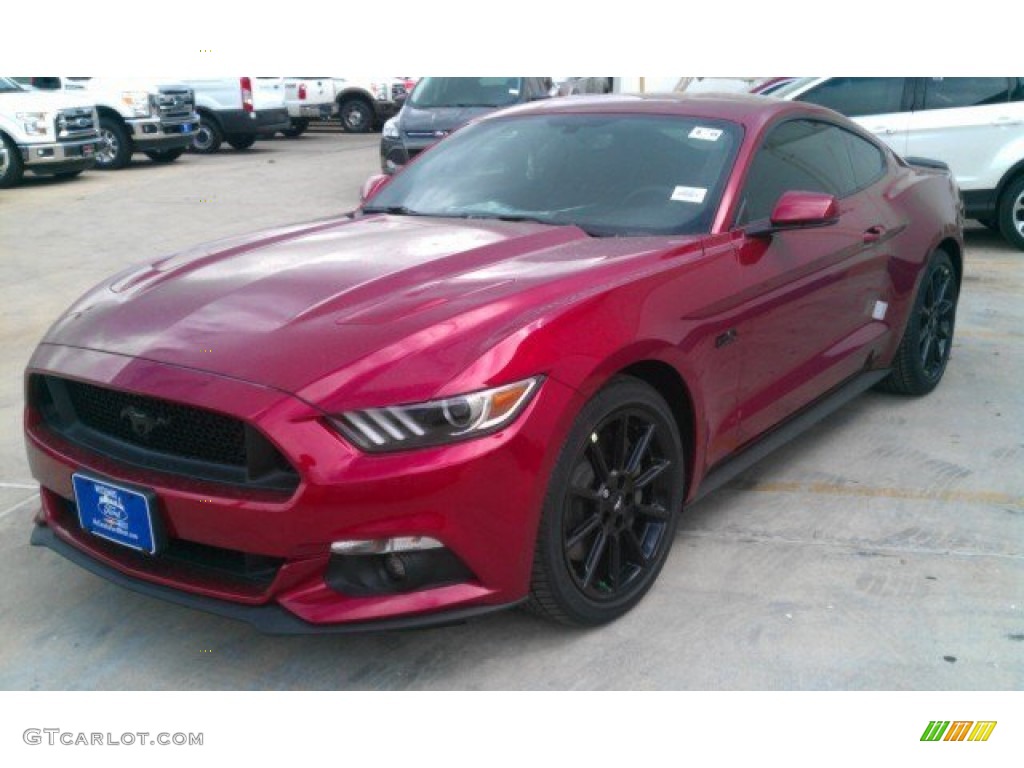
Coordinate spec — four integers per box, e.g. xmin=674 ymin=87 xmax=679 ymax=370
xmin=693 ymin=369 xmax=891 ymax=503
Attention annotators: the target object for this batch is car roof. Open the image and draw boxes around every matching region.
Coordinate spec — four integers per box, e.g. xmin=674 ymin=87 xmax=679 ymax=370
xmin=479 ymin=93 xmax=834 ymax=133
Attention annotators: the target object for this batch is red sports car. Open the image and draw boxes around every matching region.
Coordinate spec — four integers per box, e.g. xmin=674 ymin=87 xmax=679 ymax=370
xmin=25 ymin=95 xmax=963 ymax=631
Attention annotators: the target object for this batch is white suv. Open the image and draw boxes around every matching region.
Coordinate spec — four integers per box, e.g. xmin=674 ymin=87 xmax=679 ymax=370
xmin=777 ymin=77 xmax=1024 ymax=249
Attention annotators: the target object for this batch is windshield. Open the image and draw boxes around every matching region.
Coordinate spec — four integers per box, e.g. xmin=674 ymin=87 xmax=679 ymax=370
xmin=365 ymin=113 xmax=742 ymax=237
xmin=409 ymin=77 xmax=524 ymax=109
xmin=0 ymin=77 xmax=25 ymax=93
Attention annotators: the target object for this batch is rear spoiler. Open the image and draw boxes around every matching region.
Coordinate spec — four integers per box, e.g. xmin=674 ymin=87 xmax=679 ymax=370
xmin=903 ymin=156 xmax=950 ymax=172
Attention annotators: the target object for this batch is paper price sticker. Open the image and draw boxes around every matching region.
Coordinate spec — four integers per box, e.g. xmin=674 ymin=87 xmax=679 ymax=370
xmin=689 ymin=126 xmax=723 ymax=141
xmin=671 ymin=186 xmax=708 ymax=204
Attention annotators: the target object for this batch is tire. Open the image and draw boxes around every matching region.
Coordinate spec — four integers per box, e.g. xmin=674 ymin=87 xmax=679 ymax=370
xmin=281 ymin=119 xmax=309 ymax=138
xmin=0 ymin=133 xmax=25 ymax=188
xmin=527 ymin=376 xmax=685 ymax=626
xmin=190 ymin=114 xmax=223 ymax=154
xmin=94 ymin=117 xmax=131 ymax=170
xmin=877 ymin=249 xmax=958 ymax=396
xmin=227 ymin=134 xmax=257 ymax=150
xmin=338 ymin=98 xmax=374 ymax=133
xmin=144 ymin=148 xmax=184 ymax=163
xmin=997 ymin=174 xmax=1024 ymax=250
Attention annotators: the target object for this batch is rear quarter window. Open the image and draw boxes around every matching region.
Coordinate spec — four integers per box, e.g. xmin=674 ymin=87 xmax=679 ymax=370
xmin=922 ymin=77 xmax=1012 ymax=109
xmin=798 ymin=77 xmax=907 ymax=117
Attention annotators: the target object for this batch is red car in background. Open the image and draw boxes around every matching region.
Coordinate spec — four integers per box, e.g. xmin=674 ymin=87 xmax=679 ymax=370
xmin=25 ymin=95 xmax=963 ymax=631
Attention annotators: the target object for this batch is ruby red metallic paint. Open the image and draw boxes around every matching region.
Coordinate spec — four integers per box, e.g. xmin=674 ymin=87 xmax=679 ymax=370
xmin=25 ymin=96 xmax=963 ymax=630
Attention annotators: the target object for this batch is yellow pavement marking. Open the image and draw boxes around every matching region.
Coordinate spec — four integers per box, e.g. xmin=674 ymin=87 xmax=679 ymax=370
xmin=731 ymin=480 xmax=1023 ymax=508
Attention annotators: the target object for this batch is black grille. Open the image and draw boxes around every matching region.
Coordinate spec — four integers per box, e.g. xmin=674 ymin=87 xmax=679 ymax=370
xmin=65 ymin=378 xmax=246 ymax=466
xmin=32 ymin=375 xmax=298 ymax=493
xmin=391 ymin=83 xmax=407 ymax=102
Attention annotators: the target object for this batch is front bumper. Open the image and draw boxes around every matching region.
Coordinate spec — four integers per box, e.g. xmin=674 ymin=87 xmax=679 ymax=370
xmin=126 ymin=116 xmax=200 ymax=152
xmin=21 ymin=136 xmax=100 ymax=172
xmin=24 ymin=345 xmax=579 ymax=631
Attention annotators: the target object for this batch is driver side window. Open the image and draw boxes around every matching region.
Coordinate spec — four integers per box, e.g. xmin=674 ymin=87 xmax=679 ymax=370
xmin=736 ymin=120 xmax=857 ymax=226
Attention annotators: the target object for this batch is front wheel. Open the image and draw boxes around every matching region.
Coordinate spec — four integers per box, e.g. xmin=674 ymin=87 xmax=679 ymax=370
xmin=94 ymin=117 xmax=131 ymax=170
xmin=227 ymin=134 xmax=257 ymax=150
xmin=527 ymin=377 xmax=684 ymax=626
xmin=878 ymin=249 xmax=958 ymax=395
xmin=0 ymin=134 xmax=26 ymax=188
xmin=997 ymin=175 xmax=1024 ymax=250
xmin=190 ymin=115 xmax=223 ymax=154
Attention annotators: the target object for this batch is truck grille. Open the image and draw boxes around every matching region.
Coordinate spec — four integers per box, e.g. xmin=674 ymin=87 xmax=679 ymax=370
xmin=56 ymin=108 xmax=97 ymax=141
xmin=391 ymin=83 xmax=408 ymax=102
xmin=31 ymin=375 xmax=298 ymax=494
xmin=155 ymin=88 xmax=194 ymax=119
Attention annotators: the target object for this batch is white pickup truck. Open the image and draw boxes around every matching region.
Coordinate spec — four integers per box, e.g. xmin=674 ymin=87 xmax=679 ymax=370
xmin=333 ymin=77 xmax=408 ymax=133
xmin=15 ymin=77 xmax=198 ymax=169
xmin=180 ymin=78 xmax=290 ymax=153
xmin=0 ymin=77 xmax=100 ymax=187
xmin=282 ymin=77 xmax=335 ymax=137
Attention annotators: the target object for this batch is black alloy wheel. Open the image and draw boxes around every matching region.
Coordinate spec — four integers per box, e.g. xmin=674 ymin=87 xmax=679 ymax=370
xmin=528 ymin=377 xmax=684 ymax=625
xmin=878 ymin=249 xmax=958 ymax=395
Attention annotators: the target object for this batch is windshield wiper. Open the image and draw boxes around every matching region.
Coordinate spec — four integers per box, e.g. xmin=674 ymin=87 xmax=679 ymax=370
xmin=362 ymin=205 xmax=423 ymax=216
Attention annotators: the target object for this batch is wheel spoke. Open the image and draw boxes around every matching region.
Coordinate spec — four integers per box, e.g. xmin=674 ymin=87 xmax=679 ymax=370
xmin=566 ymin=514 xmax=602 ymax=551
xmin=581 ymin=530 xmax=608 ymax=588
xmin=586 ymin=440 xmax=611 ymax=482
xmin=570 ymin=486 xmax=604 ymax=504
xmin=625 ymin=423 xmax=655 ymax=475
xmin=622 ymin=528 xmax=649 ymax=565
xmin=920 ymin=330 xmax=934 ymax=368
xmin=634 ymin=459 xmax=671 ymax=489
xmin=609 ymin=535 xmax=622 ymax=588
xmin=637 ymin=501 xmax=669 ymax=520
xmin=616 ymin=414 xmax=630 ymax=471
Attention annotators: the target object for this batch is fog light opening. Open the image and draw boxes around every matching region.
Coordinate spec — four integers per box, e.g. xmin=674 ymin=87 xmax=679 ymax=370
xmin=330 ymin=536 xmax=443 ymax=556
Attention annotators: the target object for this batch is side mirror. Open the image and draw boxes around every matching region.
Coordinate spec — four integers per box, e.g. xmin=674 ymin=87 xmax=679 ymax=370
xmin=360 ymin=173 xmax=390 ymax=203
xmin=747 ymin=191 xmax=839 ymax=237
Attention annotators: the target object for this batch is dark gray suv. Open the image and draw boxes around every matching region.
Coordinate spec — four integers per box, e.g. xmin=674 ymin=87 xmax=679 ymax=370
xmin=379 ymin=77 xmax=553 ymax=174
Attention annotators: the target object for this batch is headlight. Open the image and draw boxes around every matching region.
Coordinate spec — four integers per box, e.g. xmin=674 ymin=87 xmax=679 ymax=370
xmin=382 ymin=116 xmax=399 ymax=139
xmin=17 ymin=112 xmax=50 ymax=136
xmin=330 ymin=377 xmax=542 ymax=452
xmin=119 ymin=90 xmax=151 ymax=117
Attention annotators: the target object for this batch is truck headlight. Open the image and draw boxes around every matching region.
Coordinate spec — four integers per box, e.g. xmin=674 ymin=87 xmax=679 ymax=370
xmin=382 ymin=117 xmax=400 ymax=139
xmin=17 ymin=112 xmax=51 ymax=136
xmin=119 ymin=91 xmax=151 ymax=117
xmin=330 ymin=377 xmax=542 ymax=452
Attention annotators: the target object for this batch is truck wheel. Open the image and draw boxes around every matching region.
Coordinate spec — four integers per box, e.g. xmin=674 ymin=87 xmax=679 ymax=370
xmin=339 ymin=98 xmax=374 ymax=133
xmin=227 ymin=134 xmax=257 ymax=150
xmin=95 ymin=117 xmax=132 ymax=170
xmin=0 ymin=133 xmax=25 ymax=188
xmin=997 ymin=175 xmax=1024 ymax=250
xmin=144 ymin=148 xmax=185 ymax=163
xmin=282 ymin=119 xmax=309 ymax=138
xmin=190 ymin=115 xmax=223 ymax=154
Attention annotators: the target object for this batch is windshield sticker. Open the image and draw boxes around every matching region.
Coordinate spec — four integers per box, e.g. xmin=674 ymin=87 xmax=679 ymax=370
xmin=509 ymin=88 xmax=520 ymax=95
xmin=671 ymin=186 xmax=708 ymax=204
xmin=689 ymin=126 xmax=723 ymax=141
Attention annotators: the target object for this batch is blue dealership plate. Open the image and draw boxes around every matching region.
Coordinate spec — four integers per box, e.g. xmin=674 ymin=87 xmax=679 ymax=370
xmin=72 ymin=473 xmax=163 ymax=555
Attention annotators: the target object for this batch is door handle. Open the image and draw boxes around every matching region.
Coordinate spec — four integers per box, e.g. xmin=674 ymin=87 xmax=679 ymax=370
xmin=992 ymin=116 xmax=1023 ymax=127
xmin=869 ymin=126 xmax=897 ymax=135
xmin=863 ymin=225 xmax=886 ymax=243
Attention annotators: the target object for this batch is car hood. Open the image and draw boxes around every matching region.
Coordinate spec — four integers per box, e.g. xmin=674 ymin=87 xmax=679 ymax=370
xmin=400 ymin=104 xmax=497 ymax=133
xmin=0 ymin=90 xmax=95 ymax=112
xmin=44 ymin=215 xmax=699 ymax=406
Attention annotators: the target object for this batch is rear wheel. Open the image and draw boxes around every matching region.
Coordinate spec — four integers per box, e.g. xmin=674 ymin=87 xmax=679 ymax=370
xmin=338 ymin=98 xmax=374 ymax=133
xmin=227 ymin=134 xmax=257 ymax=150
xmin=190 ymin=115 xmax=223 ymax=154
xmin=878 ymin=249 xmax=958 ymax=395
xmin=527 ymin=377 xmax=684 ymax=626
xmin=0 ymin=133 xmax=25 ymax=188
xmin=997 ymin=175 xmax=1024 ymax=250
xmin=94 ymin=117 xmax=131 ymax=170
xmin=282 ymin=119 xmax=309 ymax=138
xmin=144 ymin=148 xmax=184 ymax=163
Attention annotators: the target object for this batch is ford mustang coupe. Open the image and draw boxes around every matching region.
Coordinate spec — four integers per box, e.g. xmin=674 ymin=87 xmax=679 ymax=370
xmin=25 ymin=95 xmax=963 ymax=631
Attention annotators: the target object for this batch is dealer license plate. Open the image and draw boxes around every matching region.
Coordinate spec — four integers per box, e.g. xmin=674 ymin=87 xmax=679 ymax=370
xmin=72 ymin=474 xmax=162 ymax=555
